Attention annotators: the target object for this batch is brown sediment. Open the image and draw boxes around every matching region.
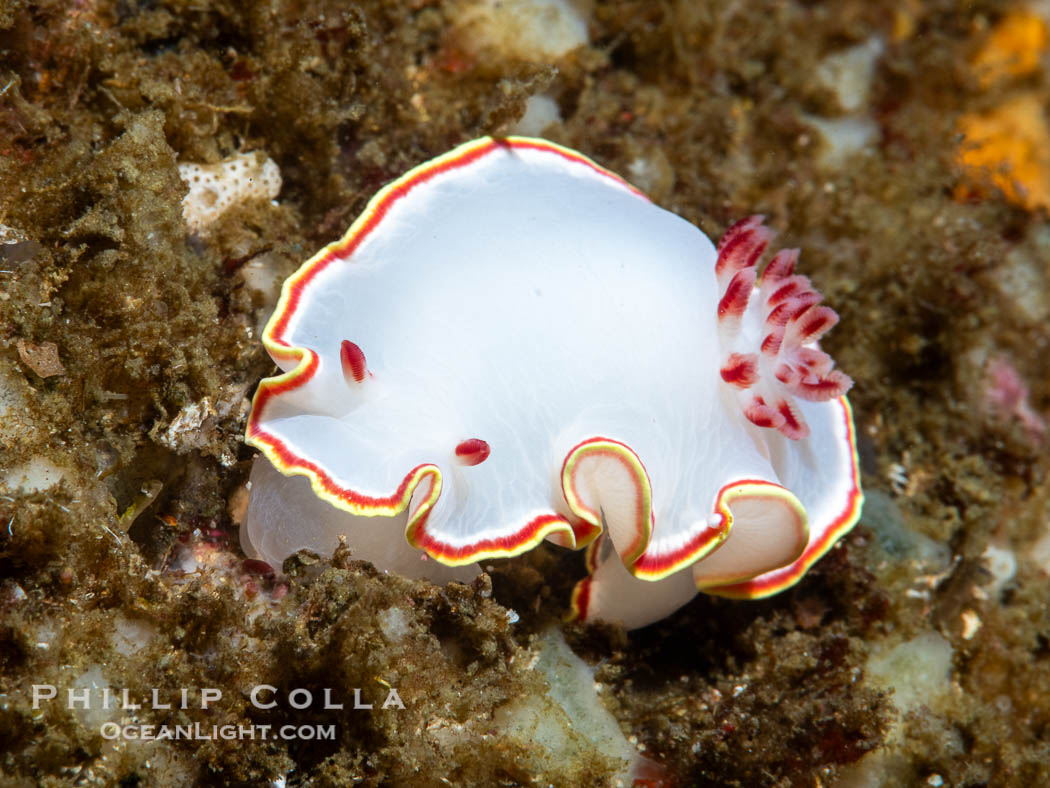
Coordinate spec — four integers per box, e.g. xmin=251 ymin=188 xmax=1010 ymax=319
xmin=1 ymin=0 xmax=1049 ymax=785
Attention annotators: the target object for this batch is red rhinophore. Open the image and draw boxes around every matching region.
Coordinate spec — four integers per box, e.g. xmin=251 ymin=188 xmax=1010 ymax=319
xmin=455 ymin=438 xmax=491 ymax=466
xmin=340 ymin=340 xmax=367 ymax=383
xmin=721 ymin=353 xmax=759 ymax=387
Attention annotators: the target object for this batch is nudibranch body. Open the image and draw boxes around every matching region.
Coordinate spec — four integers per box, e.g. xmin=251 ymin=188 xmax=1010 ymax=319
xmin=243 ymin=136 xmax=862 ymax=629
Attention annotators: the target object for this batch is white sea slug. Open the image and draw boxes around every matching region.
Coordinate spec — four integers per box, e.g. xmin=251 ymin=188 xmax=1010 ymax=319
xmin=241 ymin=137 xmax=863 ymax=629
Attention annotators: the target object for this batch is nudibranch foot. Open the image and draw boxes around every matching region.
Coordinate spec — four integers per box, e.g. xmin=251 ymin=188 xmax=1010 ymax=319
xmin=243 ymin=136 xmax=863 ymax=630
xmin=241 ymin=455 xmax=479 ymax=584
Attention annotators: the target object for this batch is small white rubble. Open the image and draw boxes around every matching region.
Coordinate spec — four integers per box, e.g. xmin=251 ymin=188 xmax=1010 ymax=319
xmin=455 ymin=0 xmax=589 ymax=61
xmin=494 ymin=627 xmax=652 ymax=785
xmin=178 ymin=152 xmax=282 ymax=234
xmin=805 ymin=37 xmax=884 ymax=167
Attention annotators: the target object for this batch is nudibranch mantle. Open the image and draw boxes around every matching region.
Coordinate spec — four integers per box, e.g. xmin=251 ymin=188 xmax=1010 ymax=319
xmin=244 ymin=136 xmax=862 ymax=629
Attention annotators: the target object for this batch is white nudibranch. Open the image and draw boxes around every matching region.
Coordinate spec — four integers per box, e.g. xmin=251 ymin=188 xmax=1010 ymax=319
xmin=242 ymin=136 xmax=863 ymax=629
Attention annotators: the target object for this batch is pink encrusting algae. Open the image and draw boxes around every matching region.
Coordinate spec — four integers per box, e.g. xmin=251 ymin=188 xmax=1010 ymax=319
xmin=984 ymin=355 xmax=1047 ymax=442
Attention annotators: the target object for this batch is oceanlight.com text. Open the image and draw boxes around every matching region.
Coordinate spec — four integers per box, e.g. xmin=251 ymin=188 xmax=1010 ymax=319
xmin=99 ymin=722 xmax=337 ymax=741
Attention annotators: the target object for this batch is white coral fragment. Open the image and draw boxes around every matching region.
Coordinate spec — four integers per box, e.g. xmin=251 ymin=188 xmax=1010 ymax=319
xmin=816 ymin=37 xmax=884 ymax=113
xmin=493 ymin=627 xmax=654 ymax=783
xmin=455 ymin=0 xmax=589 ymax=61
xmin=512 ymin=94 xmax=562 ymax=136
xmin=2 ymin=456 xmax=69 ymax=494
xmin=178 ymin=151 xmax=282 ymax=234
